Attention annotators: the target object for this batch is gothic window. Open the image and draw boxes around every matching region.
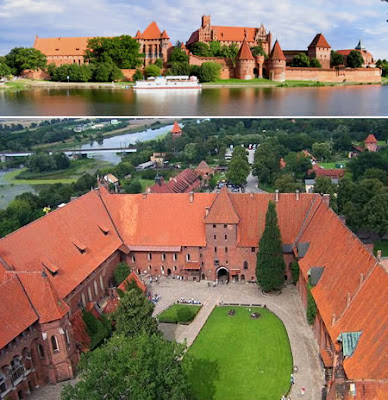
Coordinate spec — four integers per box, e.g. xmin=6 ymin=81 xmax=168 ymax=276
xmin=214 ymin=235 xmax=217 ymax=240
xmin=225 ymin=247 xmax=228 ymax=253
xmin=37 ymin=344 xmax=45 ymax=358
xmin=81 ymin=293 xmax=86 ymax=308
xmin=51 ymin=336 xmax=59 ymax=353
xmin=99 ymin=275 xmax=104 ymax=291
xmin=214 ymin=247 xmax=217 ymax=253
xmin=225 ymin=235 xmax=227 ymax=240
xmin=186 ymin=254 xmax=191 ymax=261
xmin=244 ymin=261 xmax=248 ymax=270
xmin=94 ymin=281 xmax=98 ymax=296
xmin=148 ymin=253 xmax=152 ymax=261
xmin=0 ymin=372 xmax=6 ymax=394
xmin=132 ymin=255 xmax=136 ymax=263
xmin=173 ymin=253 xmax=177 ymax=261
xmin=65 ymin=330 xmax=71 ymax=345
xmin=162 ymin=253 xmax=166 ymax=261
xmin=10 ymin=357 xmax=24 ymax=384
xmin=173 ymin=266 xmax=177 ymax=271
xmin=87 ymin=287 xmax=92 ymax=302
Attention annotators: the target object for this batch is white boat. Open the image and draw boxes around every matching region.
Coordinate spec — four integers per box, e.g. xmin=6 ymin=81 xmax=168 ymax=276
xmin=134 ymin=75 xmax=202 ymax=90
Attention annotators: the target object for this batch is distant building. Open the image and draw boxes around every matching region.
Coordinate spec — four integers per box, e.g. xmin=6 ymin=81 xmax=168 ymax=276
xmin=148 ymin=169 xmax=201 ymax=193
xmin=305 ymin=178 xmax=338 ymax=193
xmin=364 ymin=134 xmax=378 ymax=152
xmin=171 ymin=121 xmax=183 ymax=139
xmin=150 ymin=152 xmax=167 ymax=167
xmin=337 ymin=40 xmax=376 ymax=68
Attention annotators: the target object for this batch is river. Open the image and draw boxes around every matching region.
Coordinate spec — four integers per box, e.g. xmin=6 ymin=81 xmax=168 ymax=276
xmin=0 ymin=85 xmax=387 ymax=116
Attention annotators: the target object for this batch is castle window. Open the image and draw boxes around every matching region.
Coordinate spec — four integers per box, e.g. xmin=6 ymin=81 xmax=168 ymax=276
xmin=51 ymin=336 xmax=59 ymax=353
xmin=81 ymin=293 xmax=86 ymax=308
xmin=99 ymin=275 xmax=104 ymax=291
xmin=37 ymin=344 xmax=45 ymax=359
xmin=148 ymin=253 xmax=152 ymax=261
xmin=132 ymin=255 xmax=136 ymax=263
xmin=224 ymin=224 xmax=227 ymax=228
xmin=87 ymin=287 xmax=92 ymax=302
xmin=225 ymin=235 xmax=227 ymax=240
xmin=186 ymin=254 xmax=191 ymax=261
xmin=213 ymin=224 xmax=216 ymax=228
xmin=225 ymin=247 xmax=228 ymax=253
xmin=148 ymin=265 xmax=152 ymax=270
xmin=162 ymin=253 xmax=166 ymax=261
xmin=244 ymin=261 xmax=248 ymax=270
xmin=161 ymin=266 xmax=164 ymax=272
xmin=214 ymin=235 xmax=217 ymax=240
xmin=65 ymin=329 xmax=71 ymax=345
xmin=214 ymin=247 xmax=217 ymax=253
xmin=0 ymin=372 xmax=7 ymax=394
xmin=174 ymin=266 xmax=177 ymax=271
xmin=94 ymin=280 xmax=98 ymax=296
xmin=251 ymin=247 xmax=255 ymax=253
xmin=214 ymin=259 xmax=219 ymax=266
xmin=173 ymin=253 xmax=177 ymax=261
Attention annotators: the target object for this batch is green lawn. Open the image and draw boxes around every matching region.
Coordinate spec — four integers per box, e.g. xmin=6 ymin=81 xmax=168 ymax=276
xmin=185 ymin=306 xmax=292 ymax=400
xmin=207 ymin=78 xmax=277 ymax=86
xmin=158 ymin=304 xmax=202 ymax=324
xmin=318 ymin=160 xmax=348 ymax=169
xmin=374 ymin=240 xmax=388 ymax=257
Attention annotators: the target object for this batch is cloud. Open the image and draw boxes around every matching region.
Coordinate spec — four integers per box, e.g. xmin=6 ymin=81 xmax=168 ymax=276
xmin=0 ymin=0 xmax=387 ymax=59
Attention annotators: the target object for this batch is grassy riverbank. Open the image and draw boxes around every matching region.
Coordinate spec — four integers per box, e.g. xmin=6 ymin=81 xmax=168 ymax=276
xmin=3 ymin=158 xmax=110 ymax=185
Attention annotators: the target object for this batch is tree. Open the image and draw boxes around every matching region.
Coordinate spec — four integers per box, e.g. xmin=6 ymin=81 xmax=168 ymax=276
xmin=5 ymin=47 xmax=47 ymax=75
xmin=85 ymin=35 xmax=143 ymax=69
xmin=123 ymin=180 xmax=142 ymax=194
xmin=226 ymin=156 xmax=250 ymax=186
xmin=347 ymin=50 xmax=364 ymax=68
xmin=290 ymin=53 xmax=310 ymax=67
xmin=220 ymin=43 xmax=239 ymax=59
xmin=61 ymin=334 xmax=189 ymax=400
xmin=169 ymin=46 xmax=189 ymax=63
xmin=93 ymin=62 xmax=123 ymax=82
xmin=364 ymin=193 xmax=388 ymax=236
xmin=313 ymin=176 xmax=338 ymax=211
xmin=309 ymin=58 xmax=322 ymax=68
xmin=0 ymin=62 xmax=11 ymax=78
xmin=251 ymin=45 xmax=266 ymax=57
xmin=256 ymin=201 xmax=285 ymax=291
xmin=113 ymin=288 xmax=159 ymax=337
xmin=113 ymin=262 xmax=130 ymax=286
xmin=190 ymin=42 xmax=211 ymax=57
xmin=284 ymin=152 xmax=312 ymax=179
xmin=312 ymin=142 xmax=331 ymax=161
xmin=274 ymin=174 xmax=302 ymax=193
xmin=209 ymin=41 xmax=222 ymax=57
xmin=331 ymin=50 xmax=344 ymax=67
xmin=132 ymin=68 xmax=143 ymax=82
xmin=168 ymin=62 xmax=190 ymax=76
xmin=144 ymin=64 xmax=161 ymax=78
xmin=198 ymin=61 xmax=222 ymax=82
xmin=82 ymin=310 xmax=112 ymax=349
xmin=154 ymin=58 xmax=164 ymax=68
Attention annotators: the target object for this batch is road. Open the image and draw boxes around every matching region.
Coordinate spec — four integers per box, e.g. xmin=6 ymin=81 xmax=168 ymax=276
xmin=246 ymin=149 xmax=267 ymax=193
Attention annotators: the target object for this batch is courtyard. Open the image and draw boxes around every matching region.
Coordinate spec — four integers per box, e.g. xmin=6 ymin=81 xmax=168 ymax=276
xmin=185 ymin=306 xmax=293 ymax=400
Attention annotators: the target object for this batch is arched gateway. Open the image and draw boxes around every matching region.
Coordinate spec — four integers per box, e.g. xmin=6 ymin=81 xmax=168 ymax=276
xmin=217 ymin=267 xmax=229 ymax=283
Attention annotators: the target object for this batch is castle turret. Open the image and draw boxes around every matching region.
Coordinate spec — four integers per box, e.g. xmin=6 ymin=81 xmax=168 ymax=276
xmin=308 ymin=33 xmax=331 ymax=69
xmin=236 ymin=33 xmax=255 ymax=80
xmin=267 ymin=40 xmax=286 ymax=82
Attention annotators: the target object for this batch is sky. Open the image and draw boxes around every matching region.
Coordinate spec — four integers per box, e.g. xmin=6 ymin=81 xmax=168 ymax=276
xmin=0 ymin=0 xmax=387 ymax=59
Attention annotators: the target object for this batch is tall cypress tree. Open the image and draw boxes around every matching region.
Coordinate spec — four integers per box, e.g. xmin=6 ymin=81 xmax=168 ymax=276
xmin=256 ymin=201 xmax=285 ymax=291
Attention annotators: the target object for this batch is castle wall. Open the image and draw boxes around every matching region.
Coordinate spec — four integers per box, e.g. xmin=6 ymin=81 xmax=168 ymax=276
xmin=188 ymin=55 xmax=235 ymax=79
xmin=285 ymin=67 xmax=381 ymax=83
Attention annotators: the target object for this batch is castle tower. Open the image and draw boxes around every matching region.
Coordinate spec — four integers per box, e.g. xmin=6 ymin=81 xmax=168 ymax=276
xmin=171 ymin=120 xmax=182 ymax=139
xmin=267 ymin=40 xmax=286 ymax=82
xmin=364 ymin=134 xmax=378 ymax=152
xmin=202 ymin=15 xmax=211 ymax=28
xmin=308 ymin=33 xmax=331 ymax=69
xmin=236 ymin=33 xmax=255 ymax=80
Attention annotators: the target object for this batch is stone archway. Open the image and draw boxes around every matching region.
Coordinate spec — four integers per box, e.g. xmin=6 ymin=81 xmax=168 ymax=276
xmin=217 ymin=267 xmax=229 ymax=283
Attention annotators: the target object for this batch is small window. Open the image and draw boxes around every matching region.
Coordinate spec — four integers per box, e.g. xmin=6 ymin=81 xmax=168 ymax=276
xmin=99 ymin=275 xmax=104 ymax=291
xmin=186 ymin=254 xmax=191 ymax=261
xmin=214 ymin=235 xmax=217 ymax=240
xmin=162 ymin=253 xmax=166 ymax=261
xmin=37 ymin=344 xmax=45 ymax=358
xmin=173 ymin=253 xmax=177 ymax=261
xmin=214 ymin=259 xmax=219 ymax=266
xmin=251 ymin=247 xmax=255 ymax=253
xmin=174 ymin=266 xmax=177 ymax=271
xmin=51 ymin=336 xmax=59 ymax=353
xmin=148 ymin=253 xmax=152 ymax=261
xmin=81 ymin=293 xmax=86 ymax=308
xmin=94 ymin=281 xmax=98 ymax=296
xmin=224 ymin=224 xmax=227 ymax=228
xmin=161 ymin=266 xmax=164 ymax=272
xmin=132 ymin=255 xmax=136 ymax=263
xmin=225 ymin=235 xmax=227 ymax=240
xmin=87 ymin=287 xmax=92 ymax=302
xmin=213 ymin=224 xmax=216 ymax=228
xmin=214 ymin=247 xmax=217 ymax=253
xmin=65 ymin=329 xmax=71 ymax=345
xmin=148 ymin=265 xmax=152 ymax=270
xmin=225 ymin=247 xmax=228 ymax=253
xmin=244 ymin=261 xmax=248 ymax=270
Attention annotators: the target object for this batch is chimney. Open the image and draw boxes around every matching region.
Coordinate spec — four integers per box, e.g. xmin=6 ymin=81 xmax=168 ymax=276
xmin=142 ymin=193 xmax=147 ymax=199
xmin=322 ymin=194 xmax=330 ymax=207
xmin=359 ymin=273 xmax=364 ymax=287
xmin=331 ymin=313 xmax=336 ymax=326
xmin=189 ymin=191 xmax=194 ymax=203
xmin=377 ymin=250 xmax=382 ymax=260
xmin=205 ymin=207 xmax=210 ymax=216
xmin=275 ymin=189 xmax=279 ymax=202
xmin=346 ymin=292 xmax=351 ymax=307
xmin=296 ymin=189 xmax=300 ymax=201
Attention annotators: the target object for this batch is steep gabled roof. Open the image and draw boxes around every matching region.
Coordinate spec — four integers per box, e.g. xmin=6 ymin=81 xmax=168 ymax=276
xmin=237 ymin=37 xmax=254 ymax=61
xmin=134 ymin=30 xmax=143 ymax=39
xmin=364 ymin=134 xmax=377 ymax=144
xmin=161 ymin=30 xmax=169 ymax=39
xmin=205 ymin=187 xmax=240 ymax=224
xmin=270 ymin=40 xmax=286 ymax=61
xmin=171 ymin=120 xmax=182 ymax=133
xmin=308 ymin=33 xmax=331 ymax=49
xmin=142 ymin=21 xmax=162 ymax=39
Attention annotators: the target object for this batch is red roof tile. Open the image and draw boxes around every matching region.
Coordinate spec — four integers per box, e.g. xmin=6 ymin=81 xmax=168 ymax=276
xmin=142 ymin=21 xmax=162 ymax=39
xmin=134 ymin=30 xmax=143 ymax=39
xmin=270 ymin=40 xmax=286 ymax=61
xmin=364 ymin=134 xmax=377 ymax=144
xmin=161 ymin=30 xmax=169 ymax=39
xmin=205 ymin=187 xmax=240 ymax=224
xmin=171 ymin=120 xmax=182 ymax=133
xmin=308 ymin=33 xmax=331 ymax=49
xmin=118 ymin=271 xmax=146 ymax=293
xmin=237 ymin=37 xmax=254 ymax=61
xmin=34 ymin=36 xmax=90 ymax=56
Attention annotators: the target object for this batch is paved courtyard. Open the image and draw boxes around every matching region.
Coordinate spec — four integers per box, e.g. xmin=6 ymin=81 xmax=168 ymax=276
xmin=31 ymin=278 xmax=324 ymax=400
xmin=152 ymin=278 xmax=325 ymax=400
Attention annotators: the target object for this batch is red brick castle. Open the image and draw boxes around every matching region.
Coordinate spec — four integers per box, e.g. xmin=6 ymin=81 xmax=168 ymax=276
xmin=0 ymin=187 xmax=387 ymax=399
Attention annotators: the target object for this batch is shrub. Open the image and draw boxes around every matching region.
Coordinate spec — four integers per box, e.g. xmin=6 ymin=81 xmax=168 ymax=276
xmin=198 ymin=61 xmax=222 ymax=82
xmin=291 ymin=261 xmax=300 ymax=284
xmin=82 ymin=311 xmax=112 ymax=349
xmin=154 ymin=58 xmax=163 ymax=68
xmin=306 ymin=284 xmax=317 ymax=325
xmin=144 ymin=64 xmax=161 ymax=78
xmin=113 ymin=262 xmax=130 ymax=286
xmin=132 ymin=68 xmax=143 ymax=82
xmin=176 ymin=306 xmax=195 ymax=323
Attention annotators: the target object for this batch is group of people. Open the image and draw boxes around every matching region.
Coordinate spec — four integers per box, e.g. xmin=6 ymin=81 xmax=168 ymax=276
xmin=288 ymin=372 xmax=306 ymax=397
xmin=178 ymin=297 xmax=201 ymax=304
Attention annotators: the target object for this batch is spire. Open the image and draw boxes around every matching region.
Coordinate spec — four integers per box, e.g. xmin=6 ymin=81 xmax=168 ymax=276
xmin=161 ymin=30 xmax=169 ymax=39
xmin=134 ymin=30 xmax=143 ymax=39
xmin=205 ymin=187 xmax=240 ymax=224
xmin=270 ymin=40 xmax=286 ymax=61
xmin=171 ymin=120 xmax=182 ymax=134
xmin=355 ymin=39 xmax=365 ymax=51
xmin=237 ymin=36 xmax=254 ymax=61
xmin=308 ymin=33 xmax=331 ymax=49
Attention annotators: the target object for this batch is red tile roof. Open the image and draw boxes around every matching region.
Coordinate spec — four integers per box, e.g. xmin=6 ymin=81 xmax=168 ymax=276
xmin=34 ymin=36 xmax=90 ymax=56
xmin=70 ymin=309 xmax=91 ymax=352
xmin=237 ymin=37 xmax=254 ymax=61
xmin=171 ymin=120 xmax=182 ymax=133
xmin=364 ymin=134 xmax=377 ymax=144
xmin=142 ymin=21 xmax=162 ymax=39
xmin=134 ymin=30 xmax=143 ymax=40
xmin=205 ymin=187 xmax=240 ymax=224
xmin=118 ymin=271 xmax=146 ymax=293
xmin=308 ymin=33 xmax=331 ymax=49
xmin=270 ymin=40 xmax=286 ymax=61
xmin=161 ymin=30 xmax=169 ymax=39
xmin=0 ymin=276 xmax=38 ymax=348
xmin=149 ymin=169 xmax=200 ymax=194
xmin=212 ymin=26 xmax=259 ymax=43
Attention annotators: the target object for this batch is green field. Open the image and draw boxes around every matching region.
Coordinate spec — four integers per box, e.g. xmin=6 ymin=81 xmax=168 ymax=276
xmin=206 ymin=78 xmax=277 ymax=86
xmin=158 ymin=304 xmax=202 ymax=324
xmin=374 ymin=240 xmax=388 ymax=257
xmin=3 ymin=158 xmax=111 ymax=185
xmin=318 ymin=160 xmax=348 ymax=169
xmin=185 ymin=306 xmax=292 ymax=400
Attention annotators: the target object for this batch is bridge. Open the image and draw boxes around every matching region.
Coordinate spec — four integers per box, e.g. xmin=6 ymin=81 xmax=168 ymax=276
xmin=0 ymin=147 xmax=137 ymax=162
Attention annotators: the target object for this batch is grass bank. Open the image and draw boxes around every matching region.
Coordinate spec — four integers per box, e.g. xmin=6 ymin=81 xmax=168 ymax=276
xmin=185 ymin=306 xmax=293 ymax=400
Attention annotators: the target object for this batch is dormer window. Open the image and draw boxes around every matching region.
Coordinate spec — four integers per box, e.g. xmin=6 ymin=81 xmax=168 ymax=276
xmin=42 ymin=260 xmax=59 ymax=276
xmin=98 ymin=224 xmax=109 ymax=235
xmin=73 ymin=239 xmax=86 ymax=254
